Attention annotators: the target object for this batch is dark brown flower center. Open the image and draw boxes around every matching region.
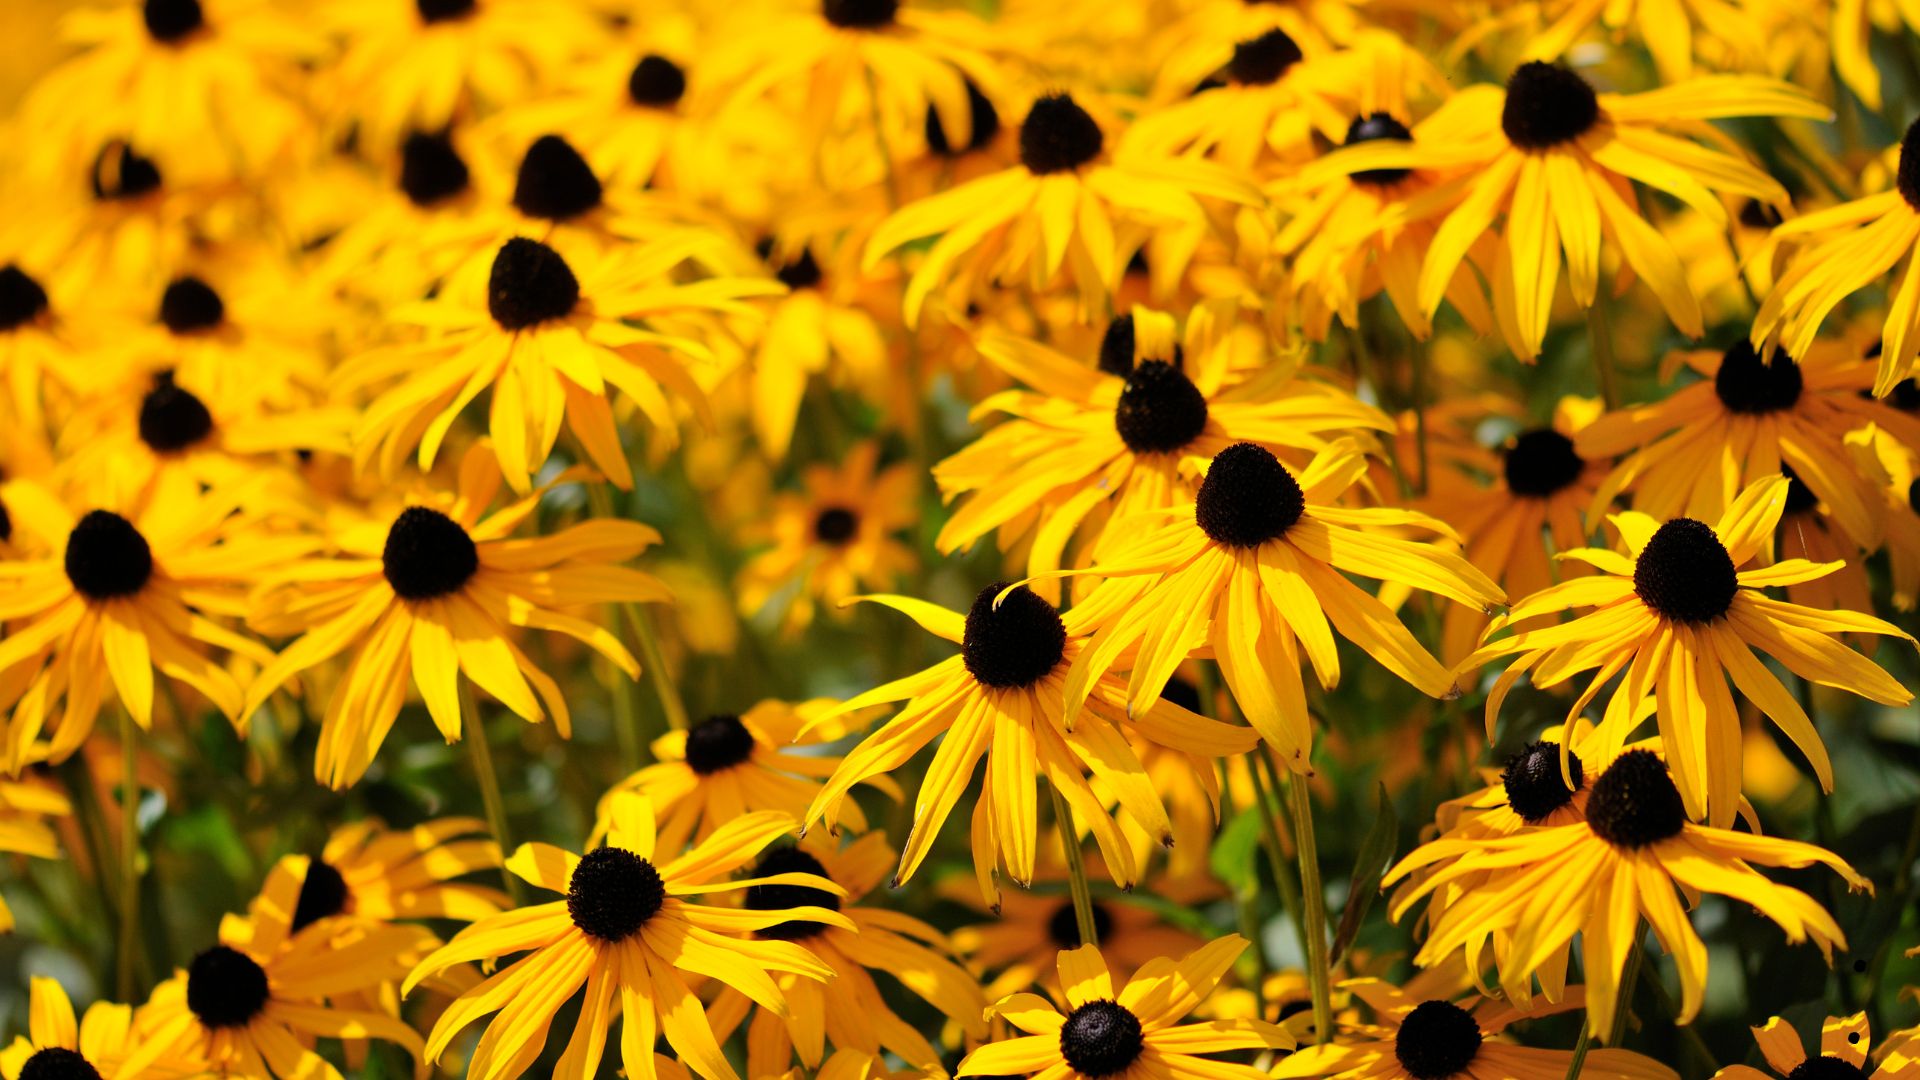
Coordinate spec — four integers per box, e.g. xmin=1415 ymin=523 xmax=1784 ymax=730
xmin=1226 ymin=29 xmax=1302 ymax=85
xmin=400 ymin=132 xmax=470 ymax=207
xmin=1501 ymin=741 xmax=1584 ymax=822
xmin=1344 ymin=112 xmax=1413 ymax=185
xmin=20 ymin=1048 xmax=104 ymax=1080
xmin=1502 ymin=428 xmax=1584 ymax=497
xmin=65 ymin=511 xmax=153 ymax=601
xmin=513 ymin=136 xmax=602 ymax=222
xmin=159 ymin=276 xmax=224 ymax=334
xmin=1046 ymin=899 xmax=1113 ymax=948
xmin=382 ymin=506 xmax=479 ymax=600
xmin=487 ymin=237 xmax=580 ymax=331
xmin=138 ymin=371 xmax=214 ymax=453
xmin=926 ymin=79 xmax=999 ymax=157
xmin=91 ymin=142 xmax=162 ymax=201
xmin=629 ymin=55 xmax=687 ymax=107
xmin=684 ymin=713 xmax=757 ymax=774
xmin=1585 ymin=749 xmax=1687 ymax=848
xmin=144 ymin=0 xmax=204 ymax=43
xmin=745 ymin=847 xmax=842 ymax=940
xmin=1061 ymin=1001 xmax=1144 ymax=1077
xmin=290 ymin=859 xmax=351 ymax=932
xmin=567 ymin=847 xmax=666 ymax=941
xmin=1020 ymin=94 xmax=1103 ymax=174
xmin=1394 ymin=1000 xmax=1483 ymax=1079
xmin=186 ymin=945 xmax=269 ymax=1029
xmin=1633 ymin=518 xmax=1737 ymax=623
xmin=1195 ymin=443 xmax=1304 ymax=548
xmin=1714 ymin=340 xmax=1803 ymax=414
xmin=962 ymin=583 xmax=1067 ymax=689
xmin=1501 ymin=61 xmax=1599 ymax=150
xmin=0 ymin=266 xmax=51 ymax=332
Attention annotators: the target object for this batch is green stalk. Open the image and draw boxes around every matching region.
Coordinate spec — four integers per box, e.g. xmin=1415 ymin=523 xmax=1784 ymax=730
xmin=1285 ymin=770 xmax=1334 ymax=1045
xmin=1248 ymin=750 xmax=1309 ymax=966
xmin=582 ymin=479 xmax=649 ymax=767
xmin=116 ymin=711 xmax=141 ymax=1001
xmin=1409 ymin=337 xmax=1431 ymax=495
xmin=1587 ymin=295 xmax=1621 ymax=410
xmin=622 ymin=602 xmax=689 ymax=732
xmin=1049 ymin=782 xmax=1099 ymax=948
xmin=461 ymin=684 xmax=525 ymax=905
xmin=1564 ymin=930 xmax=1645 ymax=1080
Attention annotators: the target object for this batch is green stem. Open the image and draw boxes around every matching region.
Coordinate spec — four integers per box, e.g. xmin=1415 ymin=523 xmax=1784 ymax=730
xmin=117 ymin=712 xmax=141 ymax=1002
xmin=1569 ymin=931 xmax=1645 ymax=1080
xmin=59 ymin=754 xmax=119 ymax=990
xmin=583 ymin=480 xmax=648 ymax=768
xmin=622 ymin=602 xmax=688 ymax=732
xmin=1285 ymin=769 xmax=1334 ymax=1046
xmin=1587 ymin=295 xmax=1621 ymax=410
xmin=1249 ymin=751 xmax=1307 ymax=954
xmin=1049 ymin=783 xmax=1099 ymax=948
xmin=1409 ymin=336 xmax=1431 ymax=495
xmin=461 ymin=684 xmax=525 ymax=905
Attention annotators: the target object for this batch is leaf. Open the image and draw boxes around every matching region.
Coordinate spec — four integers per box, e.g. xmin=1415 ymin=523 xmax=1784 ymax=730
xmin=1330 ymin=782 xmax=1397 ymax=966
xmin=1210 ymin=804 xmax=1266 ymax=896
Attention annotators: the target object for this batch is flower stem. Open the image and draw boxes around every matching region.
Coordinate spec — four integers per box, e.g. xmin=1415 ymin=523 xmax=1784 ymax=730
xmin=1409 ymin=337 xmax=1431 ymax=495
xmin=1564 ymin=928 xmax=1645 ymax=1080
xmin=1049 ymin=781 xmax=1099 ymax=948
xmin=622 ymin=602 xmax=688 ymax=732
xmin=1587 ymin=294 xmax=1620 ymax=410
xmin=1247 ymin=749 xmax=1308 ymax=969
xmin=460 ymin=683 xmax=525 ymax=905
xmin=1285 ymin=769 xmax=1334 ymax=1045
xmin=582 ymin=479 xmax=653 ymax=765
xmin=116 ymin=710 xmax=141 ymax=1002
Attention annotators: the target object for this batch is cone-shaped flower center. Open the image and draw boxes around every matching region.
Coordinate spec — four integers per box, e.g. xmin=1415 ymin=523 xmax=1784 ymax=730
xmin=382 ymin=506 xmax=480 ymax=601
xmin=567 ymin=846 xmax=666 ymax=941
xmin=1196 ymin=442 xmax=1304 ymax=548
xmin=746 ymin=847 xmax=841 ymax=941
xmin=1060 ymin=1000 xmax=1145 ymax=1077
xmin=1021 ymin=94 xmax=1103 ymax=175
xmin=772 ymin=248 xmax=823 ymax=290
xmin=1715 ymin=341 xmax=1802 ymax=414
xmin=1345 ymin=112 xmax=1413 ymax=185
xmin=139 ymin=371 xmax=214 ymax=453
xmin=0 ymin=266 xmax=50 ymax=332
xmin=144 ymin=0 xmax=204 ymax=43
xmin=1586 ymin=749 xmax=1687 ymax=848
xmin=400 ymin=132 xmax=470 ymax=207
xmin=1788 ymin=1057 xmax=1873 ymax=1080
xmin=20 ymin=1048 xmax=104 ymax=1080
xmin=159 ymin=276 xmax=224 ymax=334
xmin=186 ymin=945 xmax=270 ymax=1029
xmin=629 ymin=55 xmax=687 ymax=107
xmin=417 ymin=0 xmax=476 ymax=23
xmin=1227 ymin=28 xmax=1302 ymax=85
xmin=290 ymin=859 xmax=350 ymax=932
xmin=1633 ymin=517 xmax=1737 ymax=623
xmin=487 ymin=237 xmax=580 ymax=331
xmin=683 ymin=713 xmax=757 ymax=774
xmin=1046 ymin=899 xmax=1113 ymax=949
xmin=813 ymin=507 xmax=859 ymax=545
xmin=926 ymin=79 xmax=1000 ymax=157
xmin=1501 ymin=61 xmax=1599 ymax=150
xmin=823 ymin=0 xmax=898 ymax=28
xmin=1394 ymin=1000 xmax=1484 ymax=1079
xmin=91 ymin=142 xmax=162 ymax=202
xmin=1115 ymin=360 xmax=1209 ymax=453
xmin=65 ymin=510 xmax=154 ymax=601
xmin=1900 ymin=117 xmax=1920 ymax=211
xmin=962 ymin=583 xmax=1067 ymax=689
xmin=1501 ymin=741 xmax=1584 ymax=822
xmin=1502 ymin=428 xmax=1584 ymax=497
xmin=513 ymin=135 xmax=602 ymax=222
xmin=1099 ymin=315 xmax=1137 ymax=376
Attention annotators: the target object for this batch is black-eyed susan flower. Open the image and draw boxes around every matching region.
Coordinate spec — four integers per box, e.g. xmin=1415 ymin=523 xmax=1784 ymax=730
xmin=1465 ymin=475 xmax=1912 ymax=827
xmin=864 ymin=92 xmax=1261 ymax=325
xmin=593 ymin=700 xmax=899 ymax=855
xmin=737 ymin=442 xmax=918 ymax=632
xmin=1755 ymin=118 xmax=1920 ymax=395
xmin=1386 ymin=748 xmax=1870 ymax=1040
xmin=0 ymin=975 xmax=197 ymax=1079
xmin=1578 ymin=340 xmax=1920 ymax=553
xmin=277 ymin=816 xmax=510 ymax=928
xmin=935 ymin=306 xmax=1389 ymax=586
xmin=1716 ymin=1013 xmax=1918 ymax=1080
xmin=8 ymin=140 xmax=204 ymax=299
xmin=707 ymin=832 xmax=988 ymax=1075
xmin=0 ymin=263 xmax=87 ymax=443
xmin=0 ymin=473 xmax=297 ymax=770
xmin=118 ymin=867 xmax=428 ymax=1078
xmin=1315 ymin=61 xmax=1827 ymax=360
xmin=1519 ymin=0 xmax=1768 ymax=84
xmin=244 ymin=443 xmax=669 ymax=788
xmin=405 ymin=798 xmax=849 ymax=1080
xmin=803 ymin=584 xmax=1259 ymax=899
xmin=956 ymin=937 xmax=1292 ymax=1080
xmin=1060 ymin=440 xmax=1504 ymax=772
xmin=339 ymin=231 xmax=778 ymax=492
xmin=1269 ymin=978 xmax=1677 ymax=1080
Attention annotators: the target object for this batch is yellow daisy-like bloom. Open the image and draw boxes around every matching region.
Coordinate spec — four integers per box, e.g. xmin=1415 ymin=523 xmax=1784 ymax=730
xmin=803 ymin=583 xmax=1259 ymax=899
xmin=0 ymin=262 xmax=87 ymax=444
xmin=243 ymin=443 xmax=668 ymax=788
xmin=1774 ymin=468 xmax=1877 ymax=629
xmin=934 ymin=305 xmax=1389 ymax=585
xmin=1717 ymin=1013 xmax=1920 ymax=1080
xmin=1754 ymin=119 xmax=1920 ymax=395
xmin=120 ymin=862 xmax=428 ymax=1079
xmin=737 ymin=442 xmax=918 ymax=632
xmin=1465 ymin=475 xmax=1913 ymax=827
xmin=738 ymin=240 xmax=891 ymax=461
xmin=1386 ymin=748 xmax=1869 ymax=1040
xmin=0 ymin=772 xmax=69 ymax=933
xmin=1059 ymin=440 xmax=1504 ymax=772
xmin=1578 ymin=340 xmax=1920 ymax=552
xmin=864 ymin=91 xmax=1261 ymax=326
xmin=406 ymin=798 xmax=850 ymax=1080
xmin=956 ymin=937 xmax=1292 ymax=1080
xmin=1270 ymin=979 xmax=1675 ymax=1080
xmin=274 ymin=816 xmax=511 ymax=929
xmin=707 ymin=831 xmax=989 ymax=1075
xmin=1518 ymin=0 xmax=1768 ymax=84
xmin=341 ymin=231 xmax=779 ymax=494
xmin=20 ymin=0 xmax=318 ymax=182
xmin=0 ymin=975 xmax=202 ymax=1079
xmin=1316 ymin=61 xmax=1826 ymax=360
xmin=945 ymin=871 xmax=1206 ymax=1001
xmin=0 ymin=473 xmax=297 ymax=771
xmin=592 ymin=699 xmax=899 ymax=854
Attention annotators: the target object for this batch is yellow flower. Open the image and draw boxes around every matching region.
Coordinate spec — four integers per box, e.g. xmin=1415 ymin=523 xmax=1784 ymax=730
xmin=804 ymin=585 xmax=1258 ymax=899
xmin=1466 ymin=475 xmax=1913 ymax=827
xmin=243 ymin=443 xmax=668 ymax=788
xmin=1717 ymin=1013 xmax=1919 ymax=1080
xmin=0 ymin=772 xmax=69 ymax=933
xmin=406 ymin=799 xmax=850 ymax=1080
xmin=275 ymin=816 xmax=511 ymax=929
xmin=593 ymin=699 xmax=900 ymax=854
xmin=1386 ymin=748 xmax=1869 ymax=1039
xmin=0 ymin=975 xmax=199 ymax=1079
xmin=0 ymin=262 xmax=88 ymax=446
xmin=956 ymin=937 xmax=1292 ymax=1080
xmin=1317 ymin=61 xmax=1827 ymax=360
xmin=1059 ymin=440 xmax=1504 ymax=771
xmin=708 ymin=832 xmax=989 ymax=1075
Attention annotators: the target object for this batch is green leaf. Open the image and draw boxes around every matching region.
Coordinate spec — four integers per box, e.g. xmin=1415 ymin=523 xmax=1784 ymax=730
xmin=1330 ymin=782 xmax=1397 ymax=965
xmin=1211 ymin=804 xmax=1265 ymax=896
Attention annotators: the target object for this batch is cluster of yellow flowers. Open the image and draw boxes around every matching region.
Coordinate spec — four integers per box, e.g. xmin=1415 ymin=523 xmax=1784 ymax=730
xmin=8 ymin=0 xmax=1920 ymax=1077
